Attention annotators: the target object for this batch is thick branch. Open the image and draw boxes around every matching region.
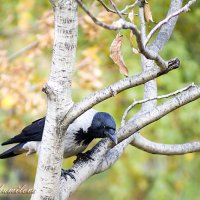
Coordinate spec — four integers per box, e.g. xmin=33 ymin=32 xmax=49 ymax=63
xmin=97 ymin=129 xmax=200 ymax=174
xmin=138 ymin=1 xmax=157 ymax=114
xmin=96 ymin=135 xmax=135 ymax=173
xmin=131 ymin=132 xmax=200 ymax=155
xmin=62 ymin=64 xmax=179 ymax=129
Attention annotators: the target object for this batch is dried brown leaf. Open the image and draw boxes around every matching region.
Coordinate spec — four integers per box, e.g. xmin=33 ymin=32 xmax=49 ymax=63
xmin=144 ymin=2 xmax=154 ymax=23
xmin=110 ymin=34 xmax=129 ymax=77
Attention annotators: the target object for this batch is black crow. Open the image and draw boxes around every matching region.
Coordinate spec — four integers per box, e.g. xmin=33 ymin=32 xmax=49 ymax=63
xmin=0 ymin=109 xmax=117 ymax=159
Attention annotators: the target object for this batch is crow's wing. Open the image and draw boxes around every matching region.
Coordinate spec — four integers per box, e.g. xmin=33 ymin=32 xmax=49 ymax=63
xmin=2 ymin=117 xmax=45 ymax=145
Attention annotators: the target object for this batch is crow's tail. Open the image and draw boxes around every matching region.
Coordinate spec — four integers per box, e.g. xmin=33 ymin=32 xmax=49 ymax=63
xmin=0 ymin=143 xmax=25 ymax=159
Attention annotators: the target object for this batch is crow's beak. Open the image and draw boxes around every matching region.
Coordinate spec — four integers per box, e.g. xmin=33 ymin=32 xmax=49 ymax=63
xmin=105 ymin=129 xmax=118 ymax=145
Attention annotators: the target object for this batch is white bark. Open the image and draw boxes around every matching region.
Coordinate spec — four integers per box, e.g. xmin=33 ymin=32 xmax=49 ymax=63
xmin=31 ymin=1 xmax=77 ymax=199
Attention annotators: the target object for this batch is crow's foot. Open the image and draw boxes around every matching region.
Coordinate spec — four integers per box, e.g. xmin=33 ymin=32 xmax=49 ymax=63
xmin=61 ymin=169 xmax=76 ymax=181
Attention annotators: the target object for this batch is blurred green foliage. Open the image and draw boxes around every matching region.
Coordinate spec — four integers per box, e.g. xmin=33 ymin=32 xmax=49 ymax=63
xmin=0 ymin=0 xmax=200 ymax=200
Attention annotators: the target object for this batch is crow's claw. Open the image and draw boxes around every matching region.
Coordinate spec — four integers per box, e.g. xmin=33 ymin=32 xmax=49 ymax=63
xmin=73 ymin=151 xmax=94 ymax=164
xmin=61 ymin=169 xmax=76 ymax=181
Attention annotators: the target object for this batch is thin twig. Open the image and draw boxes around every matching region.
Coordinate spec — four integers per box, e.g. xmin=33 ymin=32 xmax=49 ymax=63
xmin=145 ymin=0 xmax=196 ymax=46
xmin=120 ymin=0 xmax=139 ymax=13
xmin=76 ymin=0 xmax=178 ymax=69
xmin=76 ymin=0 xmax=121 ymax=30
xmin=97 ymin=0 xmax=138 ymax=15
xmin=109 ymin=0 xmax=123 ymax=18
xmin=97 ymin=0 xmax=118 ymax=14
xmin=121 ymin=83 xmax=195 ymax=126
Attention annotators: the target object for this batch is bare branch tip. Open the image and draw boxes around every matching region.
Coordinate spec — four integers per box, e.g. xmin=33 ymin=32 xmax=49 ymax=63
xmin=42 ymin=83 xmax=56 ymax=99
xmin=42 ymin=83 xmax=48 ymax=94
xmin=167 ymin=58 xmax=180 ymax=69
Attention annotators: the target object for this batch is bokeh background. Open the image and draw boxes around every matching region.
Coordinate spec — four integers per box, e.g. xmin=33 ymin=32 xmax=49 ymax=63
xmin=0 ymin=0 xmax=200 ymax=199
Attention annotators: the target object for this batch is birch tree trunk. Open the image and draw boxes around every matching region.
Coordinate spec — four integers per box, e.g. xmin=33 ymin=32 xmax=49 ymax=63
xmin=31 ymin=1 xmax=77 ymax=199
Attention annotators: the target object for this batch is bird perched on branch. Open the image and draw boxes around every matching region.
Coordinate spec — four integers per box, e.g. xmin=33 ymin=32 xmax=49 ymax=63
xmin=0 ymin=109 xmax=117 ymax=160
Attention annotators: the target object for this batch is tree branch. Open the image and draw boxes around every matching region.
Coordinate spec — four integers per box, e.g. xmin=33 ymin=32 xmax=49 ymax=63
xmin=121 ymin=83 xmax=195 ymax=126
xmin=76 ymin=0 xmax=179 ymax=69
xmin=97 ymin=0 xmax=118 ymax=14
xmin=96 ymin=129 xmax=200 ymax=174
xmin=138 ymin=0 xmax=158 ymax=115
xmin=120 ymin=0 xmax=139 ymax=13
xmin=97 ymin=0 xmax=138 ymax=15
xmin=76 ymin=0 xmax=122 ymax=30
xmin=149 ymin=0 xmax=183 ymax=52
xmin=145 ymin=0 xmax=196 ymax=46
xmin=61 ymin=64 xmax=179 ymax=130
xmin=108 ymin=0 xmax=123 ymax=18
xmin=118 ymin=85 xmax=200 ymax=142
xmin=139 ymin=3 xmax=146 ymax=43
xmin=131 ymin=132 xmax=200 ymax=155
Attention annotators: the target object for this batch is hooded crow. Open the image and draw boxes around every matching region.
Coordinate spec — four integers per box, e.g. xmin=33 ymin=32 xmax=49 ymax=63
xmin=0 ymin=109 xmax=117 ymax=160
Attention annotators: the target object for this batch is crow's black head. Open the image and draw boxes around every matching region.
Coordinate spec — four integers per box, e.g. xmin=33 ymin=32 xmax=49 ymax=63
xmin=89 ymin=112 xmax=117 ymax=144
